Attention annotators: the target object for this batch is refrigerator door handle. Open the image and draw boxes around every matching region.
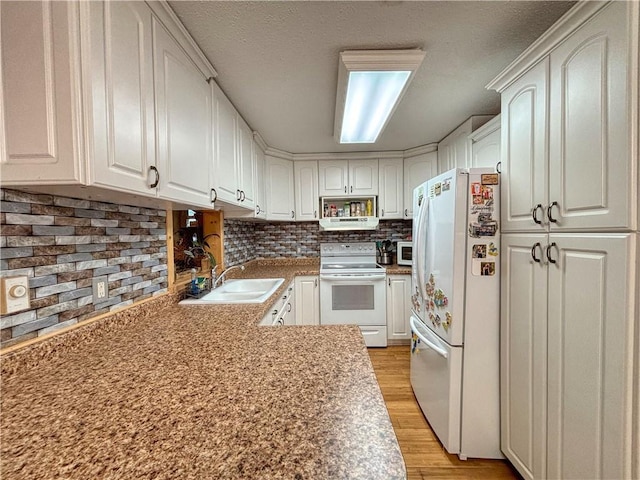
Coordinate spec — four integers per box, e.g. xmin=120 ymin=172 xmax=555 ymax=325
xmin=410 ymin=317 xmax=448 ymax=359
xmin=415 ymin=196 xmax=429 ymax=302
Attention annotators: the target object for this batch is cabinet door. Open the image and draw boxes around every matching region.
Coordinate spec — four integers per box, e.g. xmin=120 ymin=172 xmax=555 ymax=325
xmin=386 ymin=275 xmax=411 ymax=340
xmin=237 ymin=117 xmax=255 ymax=209
xmin=88 ymin=1 xmax=155 ymax=195
xmin=349 ymin=159 xmax=378 ymax=195
xmin=0 ymin=1 xmax=83 ymax=184
xmin=318 ymin=160 xmax=348 ymax=196
xmin=212 ymin=83 xmax=239 ymax=205
xmin=471 ymin=128 xmax=501 ymax=170
xmin=501 ymin=233 xmax=548 ymax=480
xmin=153 ymin=18 xmax=211 ymax=207
xmin=451 ymin=128 xmax=472 ymax=170
xmin=437 ymin=141 xmax=453 ymax=174
xmin=501 ymin=59 xmax=549 ymax=233
xmin=265 ymin=156 xmax=295 ymax=221
xmin=379 ymin=159 xmax=403 ymax=219
xmin=294 ymin=161 xmax=319 ymax=221
xmin=403 ymin=152 xmax=437 ymax=218
xmin=253 ymin=141 xmax=267 ymax=219
xmin=295 ymin=276 xmax=319 ymax=326
xmin=547 ymin=233 xmax=635 ymax=480
xmin=549 ymin=2 xmax=634 ymax=231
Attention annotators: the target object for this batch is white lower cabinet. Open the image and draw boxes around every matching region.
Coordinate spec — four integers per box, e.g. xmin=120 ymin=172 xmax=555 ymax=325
xmin=260 ymin=281 xmax=295 ymax=326
xmin=386 ymin=275 xmax=411 ymax=341
xmin=294 ymin=276 xmax=319 ymax=326
xmin=501 ymin=233 xmax=637 ymax=480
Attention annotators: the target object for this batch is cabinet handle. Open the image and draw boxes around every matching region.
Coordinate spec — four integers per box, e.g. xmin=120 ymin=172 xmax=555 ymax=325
xmin=547 ymin=201 xmax=559 ymax=223
xmin=388 ymin=278 xmax=391 ymax=286
xmin=314 ymin=210 xmax=317 ymax=219
xmin=240 ymin=190 xmax=246 ymax=202
xmin=531 ymin=242 xmax=542 ymax=263
xmin=210 ymin=188 xmax=217 ymax=204
xmin=496 ymin=161 xmax=502 ymax=174
xmin=350 ymin=186 xmax=353 ymax=193
xmin=344 ymin=186 xmax=347 ymax=194
xmin=532 ymin=204 xmax=543 ymax=225
xmin=272 ymin=309 xmax=278 ymax=318
xmin=282 ymin=294 xmax=287 ymax=300
xmin=291 ymin=210 xmax=295 ymax=219
xmin=149 ymin=166 xmax=159 ymax=188
xmin=287 ymin=303 xmax=292 ymax=312
xmin=381 ymin=209 xmax=384 ymax=217
xmin=256 ymin=205 xmax=261 ymax=214
xmin=404 ymin=208 xmax=408 ymax=217
xmin=314 ymin=278 xmax=318 ymax=287
xmin=546 ymin=242 xmax=557 ymax=264
xmin=236 ymin=189 xmax=241 ymax=201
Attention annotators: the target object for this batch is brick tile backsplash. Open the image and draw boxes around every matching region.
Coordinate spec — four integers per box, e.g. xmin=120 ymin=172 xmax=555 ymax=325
xmin=0 ymin=189 xmax=168 ymax=349
xmin=223 ymin=219 xmax=412 ymax=266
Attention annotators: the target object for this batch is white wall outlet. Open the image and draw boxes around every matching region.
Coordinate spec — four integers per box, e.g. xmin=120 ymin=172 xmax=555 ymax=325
xmin=0 ymin=276 xmax=31 ymax=314
xmin=92 ymin=276 xmax=108 ymax=302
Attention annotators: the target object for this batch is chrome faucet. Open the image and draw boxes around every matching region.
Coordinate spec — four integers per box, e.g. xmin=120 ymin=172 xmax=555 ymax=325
xmin=212 ymin=264 xmax=245 ymax=289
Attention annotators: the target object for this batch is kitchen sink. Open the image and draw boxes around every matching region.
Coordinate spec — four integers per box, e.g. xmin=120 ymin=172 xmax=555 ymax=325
xmin=179 ymin=278 xmax=284 ymax=305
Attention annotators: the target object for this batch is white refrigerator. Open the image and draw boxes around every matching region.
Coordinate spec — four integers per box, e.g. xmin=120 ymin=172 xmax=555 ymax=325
xmin=410 ymin=167 xmax=502 ymax=460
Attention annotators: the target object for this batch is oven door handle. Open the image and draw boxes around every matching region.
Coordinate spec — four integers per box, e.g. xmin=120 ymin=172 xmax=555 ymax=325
xmin=319 ymin=274 xmax=386 ymax=282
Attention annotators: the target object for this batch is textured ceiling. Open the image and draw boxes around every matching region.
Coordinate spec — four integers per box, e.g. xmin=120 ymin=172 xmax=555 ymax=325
xmin=169 ymin=1 xmax=575 ymax=154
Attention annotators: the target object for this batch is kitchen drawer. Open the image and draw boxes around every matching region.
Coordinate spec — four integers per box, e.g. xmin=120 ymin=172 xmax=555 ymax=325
xmin=359 ymin=325 xmax=387 ymax=347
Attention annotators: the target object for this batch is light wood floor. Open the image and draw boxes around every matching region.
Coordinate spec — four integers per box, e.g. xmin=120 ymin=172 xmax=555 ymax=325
xmin=368 ymin=346 xmax=521 ymax=480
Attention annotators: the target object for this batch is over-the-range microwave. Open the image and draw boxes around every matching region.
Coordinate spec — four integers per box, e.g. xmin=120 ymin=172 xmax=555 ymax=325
xmin=396 ymin=241 xmax=413 ymax=266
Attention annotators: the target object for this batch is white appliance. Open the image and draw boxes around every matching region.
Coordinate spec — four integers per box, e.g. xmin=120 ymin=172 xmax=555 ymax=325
xmin=396 ymin=241 xmax=412 ymax=266
xmin=319 ymin=242 xmax=387 ymax=347
xmin=410 ymin=168 xmax=502 ymax=459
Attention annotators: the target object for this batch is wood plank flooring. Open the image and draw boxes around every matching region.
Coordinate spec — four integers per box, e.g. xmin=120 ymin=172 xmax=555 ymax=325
xmin=368 ymin=346 xmax=521 ymax=480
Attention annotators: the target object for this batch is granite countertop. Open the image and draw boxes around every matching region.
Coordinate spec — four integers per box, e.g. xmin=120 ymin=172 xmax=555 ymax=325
xmin=1 ymin=259 xmax=406 ymax=479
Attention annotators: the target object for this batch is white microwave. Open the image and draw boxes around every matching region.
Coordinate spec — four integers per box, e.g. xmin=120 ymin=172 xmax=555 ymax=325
xmin=397 ymin=241 xmax=413 ymax=266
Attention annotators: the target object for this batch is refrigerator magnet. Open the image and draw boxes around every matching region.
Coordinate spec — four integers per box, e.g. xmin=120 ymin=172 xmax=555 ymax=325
xmin=488 ymin=242 xmax=499 ymax=256
xmin=481 ymin=262 xmax=496 ymax=276
xmin=481 ymin=173 xmax=499 ymax=185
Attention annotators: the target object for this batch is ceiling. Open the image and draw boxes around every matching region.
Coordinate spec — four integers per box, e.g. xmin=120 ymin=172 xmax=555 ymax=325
xmin=169 ymin=1 xmax=575 ymax=154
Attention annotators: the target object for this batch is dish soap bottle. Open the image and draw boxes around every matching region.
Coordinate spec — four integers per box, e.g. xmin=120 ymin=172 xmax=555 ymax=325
xmin=366 ymin=198 xmax=373 ymax=216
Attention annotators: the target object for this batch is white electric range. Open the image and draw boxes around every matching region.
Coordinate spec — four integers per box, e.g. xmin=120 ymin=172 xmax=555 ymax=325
xmin=319 ymin=242 xmax=387 ymax=347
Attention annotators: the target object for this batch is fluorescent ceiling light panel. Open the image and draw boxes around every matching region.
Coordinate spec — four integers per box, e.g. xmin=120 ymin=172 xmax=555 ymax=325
xmin=334 ymin=49 xmax=425 ymax=144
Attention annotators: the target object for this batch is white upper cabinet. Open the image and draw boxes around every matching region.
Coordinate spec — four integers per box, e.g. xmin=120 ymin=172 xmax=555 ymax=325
xmin=212 ymin=82 xmax=238 ymax=205
xmin=253 ymin=140 xmax=267 ymax=219
xmin=437 ymin=116 xmax=494 ymax=174
xmin=87 ymin=1 xmax=156 ymax=195
xmin=500 ymin=60 xmax=549 ymax=233
xmin=318 ymin=159 xmax=378 ymax=196
xmin=403 ymin=151 xmax=438 ymax=219
xmin=493 ymin=2 xmax=637 ymax=233
xmin=294 ymin=161 xmax=319 ymax=221
xmin=153 ymin=16 xmax=212 ymax=208
xmin=0 ymin=1 xmax=83 ymax=184
xmin=548 ymin=2 xmax=633 ymax=232
xmin=378 ymin=158 xmax=403 ymax=219
xmin=265 ymin=156 xmax=295 ymax=221
xmin=469 ymin=116 xmax=501 ymax=170
xmin=211 ymin=81 xmax=254 ymax=210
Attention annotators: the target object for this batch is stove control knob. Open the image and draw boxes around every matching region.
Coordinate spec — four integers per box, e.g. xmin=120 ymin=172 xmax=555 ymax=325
xmin=358 ymin=246 xmax=363 ymax=250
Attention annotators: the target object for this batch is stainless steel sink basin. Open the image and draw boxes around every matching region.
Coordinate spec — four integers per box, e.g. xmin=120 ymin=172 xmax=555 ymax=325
xmin=179 ymin=278 xmax=284 ymax=305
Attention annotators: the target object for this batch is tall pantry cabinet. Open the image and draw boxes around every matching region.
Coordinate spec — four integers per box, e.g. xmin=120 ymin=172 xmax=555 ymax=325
xmin=487 ymin=2 xmax=639 ymax=480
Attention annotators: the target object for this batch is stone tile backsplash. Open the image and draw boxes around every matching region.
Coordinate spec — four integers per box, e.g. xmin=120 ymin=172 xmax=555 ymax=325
xmin=224 ymin=219 xmax=411 ymax=265
xmin=0 ymin=189 xmax=168 ymax=349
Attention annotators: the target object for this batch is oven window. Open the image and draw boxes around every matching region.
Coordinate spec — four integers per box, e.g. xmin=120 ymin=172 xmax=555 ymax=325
xmin=332 ymin=285 xmax=375 ymax=310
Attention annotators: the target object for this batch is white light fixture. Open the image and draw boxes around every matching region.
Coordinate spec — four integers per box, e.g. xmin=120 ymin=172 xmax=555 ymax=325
xmin=334 ymin=49 xmax=425 ymax=144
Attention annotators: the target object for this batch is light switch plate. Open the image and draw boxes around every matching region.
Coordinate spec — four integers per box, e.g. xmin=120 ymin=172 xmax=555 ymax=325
xmin=0 ymin=276 xmax=31 ymax=314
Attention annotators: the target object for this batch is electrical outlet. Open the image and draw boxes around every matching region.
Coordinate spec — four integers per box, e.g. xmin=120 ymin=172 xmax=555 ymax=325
xmin=92 ymin=276 xmax=108 ymax=302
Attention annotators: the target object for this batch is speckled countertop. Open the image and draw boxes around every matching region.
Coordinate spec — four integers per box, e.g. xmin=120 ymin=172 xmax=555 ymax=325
xmin=1 ymin=259 xmax=406 ymax=479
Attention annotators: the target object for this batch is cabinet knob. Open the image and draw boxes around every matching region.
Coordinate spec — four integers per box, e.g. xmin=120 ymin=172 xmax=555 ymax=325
xmin=531 ymin=242 xmax=542 ymax=263
xmin=532 ymin=204 xmax=543 ymax=225
xmin=546 ymin=242 xmax=558 ymax=264
xmin=547 ymin=201 xmax=559 ymax=223
xmin=149 ymin=166 xmax=159 ymax=188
